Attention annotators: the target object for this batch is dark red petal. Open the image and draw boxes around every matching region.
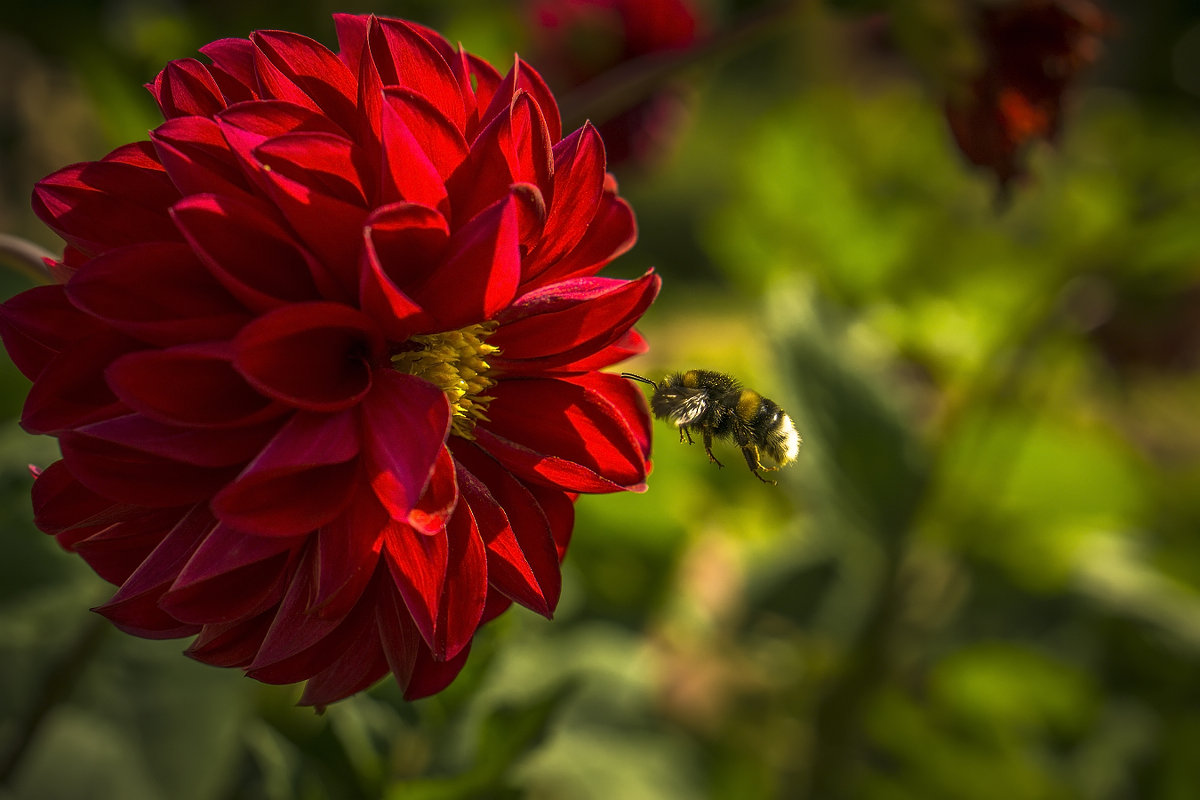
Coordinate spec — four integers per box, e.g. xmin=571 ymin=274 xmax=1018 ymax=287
xmin=431 ymin=500 xmax=487 ymax=660
xmin=382 ymin=520 xmax=446 ymax=654
xmin=309 ymin=497 xmax=386 ymax=620
xmin=452 ymin=444 xmax=561 ymax=617
xmin=232 ymin=303 xmax=381 ymax=412
xmin=359 ymin=371 xmax=452 ymax=521
xmin=299 ymin=623 xmax=389 ymax=707
xmin=187 ymin=612 xmax=273 ymax=668
xmin=409 ymin=447 xmax=457 ymax=535
xmin=21 ymin=330 xmax=133 ymax=435
xmin=250 ymin=30 xmax=358 ymax=125
xmin=0 ymin=285 xmax=102 ymax=381
xmin=404 ymin=639 xmax=472 ymax=700
xmin=358 ymin=203 xmax=445 ymax=339
xmin=250 ymin=154 xmax=369 ymax=292
xmin=94 ymin=505 xmax=216 ymax=637
xmin=65 ymin=242 xmax=248 ymax=346
xmin=171 ymin=193 xmax=327 ymax=312
xmin=162 ymin=523 xmax=297 ymax=624
xmin=150 ymin=116 xmax=253 ymax=199
xmin=32 ymin=145 xmax=181 ymax=256
xmin=77 ymin=413 xmax=277 ymax=468
xmin=477 ymin=375 xmax=649 ymax=492
xmin=212 ymin=410 xmax=360 ymax=537
xmin=490 ymin=271 xmax=660 ymax=372
xmin=383 ymin=88 xmax=469 ymax=182
xmin=376 ymin=576 xmax=421 ymax=690
xmin=32 ymin=459 xmax=118 ymax=537
xmin=418 ymin=191 xmax=522 ymax=329
xmin=248 ymin=545 xmax=346 ymax=676
xmin=73 ymin=511 xmax=183 ymax=586
xmin=524 ymin=480 xmax=576 ymax=560
xmin=61 ymin=433 xmax=238 ymax=507
xmin=148 ymin=58 xmax=227 ymax=118
xmin=107 ymin=342 xmax=283 ymax=428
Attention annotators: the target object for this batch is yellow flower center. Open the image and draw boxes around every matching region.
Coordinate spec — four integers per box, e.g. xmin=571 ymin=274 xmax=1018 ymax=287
xmin=390 ymin=323 xmax=499 ymax=439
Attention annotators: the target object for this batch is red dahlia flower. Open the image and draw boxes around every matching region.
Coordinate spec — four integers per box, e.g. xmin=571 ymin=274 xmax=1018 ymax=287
xmin=0 ymin=14 xmax=659 ymax=706
xmin=945 ymin=0 xmax=1110 ymax=192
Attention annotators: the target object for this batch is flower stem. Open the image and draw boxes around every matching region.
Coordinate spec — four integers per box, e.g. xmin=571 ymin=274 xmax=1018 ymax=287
xmin=0 ymin=614 xmax=110 ymax=785
xmin=0 ymin=234 xmax=55 ymax=284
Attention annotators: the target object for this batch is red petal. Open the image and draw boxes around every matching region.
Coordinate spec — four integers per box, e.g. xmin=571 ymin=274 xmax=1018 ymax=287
xmin=150 ymin=116 xmax=253 ymax=199
xmin=250 ymin=30 xmax=358 ymax=126
xmin=171 ymin=193 xmax=328 ymax=312
xmin=446 ymin=92 xmax=554 ymax=229
xmin=382 ymin=520 xmax=446 ymax=654
xmin=409 ymin=447 xmax=457 ymax=535
xmin=404 ymin=640 xmax=472 ymax=700
xmin=107 ymin=342 xmax=283 ymax=428
xmin=0 ymin=285 xmax=102 ymax=381
xmin=477 ymin=56 xmax=562 ymax=145
xmin=198 ymin=38 xmax=260 ymax=102
xmin=253 ymin=131 xmax=366 ymax=207
xmin=477 ymin=375 xmax=649 ymax=492
xmin=148 ymin=58 xmax=227 ymax=118
xmin=452 ymin=443 xmax=561 ymax=617
xmin=231 ymin=303 xmax=381 ymax=412
xmin=358 ymin=203 xmax=446 ymax=339
xmin=211 ymin=409 xmax=360 ymax=536
xmin=32 ymin=145 xmax=181 ymax=257
xmin=94 ymin=504 xmax=217 ymax=637
xmin=21 ymin=330 xmax=133 ymax=435
xmin=432 ymin=500 xmax=487 ymax=660
xmin=419 ymin=191 xmax=522 ymax=329
xmin=77 ymin=413 xmax=277 ymax=467
xmin=65 ymin=242 xmax=248 ymax=346
xmin=162 ymin=523 xmax=296 ymax=624
xmin=359 ymin=371 xmax=451 ymax=521
xmin=528 ymin=190 xmax=637 ymax=286
xmin=187 ymin=611 xmax=273 ymax=668
xmin=376 ymin=90 xmax=452 ymax=209
xmin=523 ymin=123 xmax=606 ymax=284
xmin=61 ymin=432 xmax=238 ymax=507
xmin=308 ymin=484 xmax=387 ymax=619
xmin=490 ymin=271 xmax=660 ymax=373
xmin=369 ymin=18 xmax=467 ymax=131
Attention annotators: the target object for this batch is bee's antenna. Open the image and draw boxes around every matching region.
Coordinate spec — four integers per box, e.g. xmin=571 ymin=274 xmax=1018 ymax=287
xmin=620 ymin=372 xmax=658 ymax=389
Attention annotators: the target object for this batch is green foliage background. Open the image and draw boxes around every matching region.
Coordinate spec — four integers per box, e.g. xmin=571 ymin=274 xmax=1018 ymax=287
xmin=3 ymin=1 xmax=1200 ymax=798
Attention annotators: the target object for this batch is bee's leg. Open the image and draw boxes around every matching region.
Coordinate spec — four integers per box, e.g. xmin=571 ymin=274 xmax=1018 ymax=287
xmin=703 ymin=430 xmax=724 ymax=469
xmin=679 ymin=426 xmax=695 ymax=446
xmin=741 ymin=445 xmax=778 ymax=485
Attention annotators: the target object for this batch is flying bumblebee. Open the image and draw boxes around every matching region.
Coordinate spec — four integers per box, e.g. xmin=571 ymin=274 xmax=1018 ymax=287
xmin=622 ymin=369 xmax=800 ymax=485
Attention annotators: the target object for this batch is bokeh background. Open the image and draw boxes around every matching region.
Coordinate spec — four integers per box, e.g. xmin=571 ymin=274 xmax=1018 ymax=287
xmin=3 ymin=1 xmax=1200 ymax=798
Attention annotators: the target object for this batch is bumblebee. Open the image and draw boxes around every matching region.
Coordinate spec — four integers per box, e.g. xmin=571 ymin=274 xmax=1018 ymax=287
xmin=622 ymin=369 xmax=800 ymax=484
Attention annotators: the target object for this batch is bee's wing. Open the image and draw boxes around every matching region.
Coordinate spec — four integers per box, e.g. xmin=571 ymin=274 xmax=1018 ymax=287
xmin=667 ymin=390 xmax=709 ymax=426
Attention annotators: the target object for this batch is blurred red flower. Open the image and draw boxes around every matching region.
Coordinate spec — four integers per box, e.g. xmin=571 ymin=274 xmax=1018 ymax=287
xmin=0 ymin=14 xmax=658 ymax=706
xmin=528 ymin=0 xmax=703 ymax=166
xmin=945 ymin=0 xmax=1110 ymax=192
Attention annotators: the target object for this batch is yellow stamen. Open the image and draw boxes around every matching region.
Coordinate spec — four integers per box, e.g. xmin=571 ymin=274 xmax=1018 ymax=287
xmin=390 ymin=322 xmax=499 ymax=439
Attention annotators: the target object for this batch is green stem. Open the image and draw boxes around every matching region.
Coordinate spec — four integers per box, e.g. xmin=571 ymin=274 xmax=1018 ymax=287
xmin=0 ymin=234 xmax=55 ymax=284
xmin=0 ymin=614 xmax=110 ymax=786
